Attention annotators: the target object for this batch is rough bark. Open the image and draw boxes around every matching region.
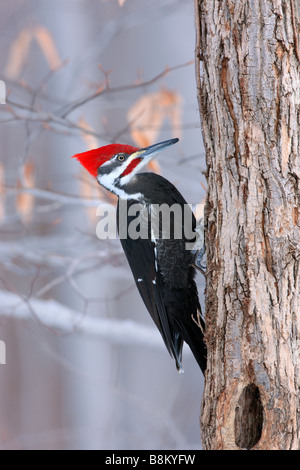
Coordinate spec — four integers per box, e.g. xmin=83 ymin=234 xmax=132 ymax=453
xmin=194 ymin=0 xmax=300 ymax=450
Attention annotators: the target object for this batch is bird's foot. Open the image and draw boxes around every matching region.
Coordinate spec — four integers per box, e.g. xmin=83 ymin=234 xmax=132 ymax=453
xmin=191 ymin=310 xmax=205 ymax=334
xmin=193 ymin=246 xmax=206 ymax=275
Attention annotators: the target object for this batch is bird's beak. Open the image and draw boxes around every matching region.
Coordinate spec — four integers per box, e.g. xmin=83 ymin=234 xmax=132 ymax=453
xmin=131 ymin=138 xmax=179 ymax=162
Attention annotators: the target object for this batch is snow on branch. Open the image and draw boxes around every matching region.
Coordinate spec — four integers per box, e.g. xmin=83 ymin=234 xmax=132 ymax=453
xmin=3 ymin=186 xmax=102 ymax=207
xmin=0 ymin=290 xmax=165 ymax=351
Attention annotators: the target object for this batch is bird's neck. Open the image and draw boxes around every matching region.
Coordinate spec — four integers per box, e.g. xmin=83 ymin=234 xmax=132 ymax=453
xmin=97 ymin=174 xmax=144 ymax=201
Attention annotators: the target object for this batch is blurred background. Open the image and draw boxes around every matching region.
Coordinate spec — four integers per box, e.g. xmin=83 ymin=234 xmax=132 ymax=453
xmin=0 ymin=0 xmax=206 ymax=450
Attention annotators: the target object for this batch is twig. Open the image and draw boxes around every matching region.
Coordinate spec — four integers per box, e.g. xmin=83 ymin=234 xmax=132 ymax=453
xmin=59 ymin=61 xmax=194 ymax=118
xmin=0 ymin=289 xmax=171 ymax=351
xmin=2 ymin=185 xmax=103 ymax=207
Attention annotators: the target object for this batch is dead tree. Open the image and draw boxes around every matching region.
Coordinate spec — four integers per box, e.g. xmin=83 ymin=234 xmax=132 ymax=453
xmin=194 ymin=0 xmax=300 ymax=449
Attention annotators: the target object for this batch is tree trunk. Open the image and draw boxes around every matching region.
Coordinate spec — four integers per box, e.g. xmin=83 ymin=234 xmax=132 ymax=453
xmin=194 ymin=0 xmax=300 ymax=450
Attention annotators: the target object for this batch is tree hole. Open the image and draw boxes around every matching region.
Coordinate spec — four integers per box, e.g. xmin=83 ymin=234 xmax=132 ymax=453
xmin=234 ymin=383 xmax=263 ymax=449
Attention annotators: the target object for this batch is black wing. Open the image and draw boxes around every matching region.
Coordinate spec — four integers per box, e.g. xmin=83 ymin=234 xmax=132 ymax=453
xmin=117 ymin=200 xmax=184 ymax=369
xmin=116 ymin=173 xmax=207 ymax=373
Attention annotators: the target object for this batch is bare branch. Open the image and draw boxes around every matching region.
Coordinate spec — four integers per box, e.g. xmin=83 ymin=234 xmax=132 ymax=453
xmin=2 ymin=185 xmax=103 ymax=207
xmin=58 ymin=61 xmax=194 ymax=118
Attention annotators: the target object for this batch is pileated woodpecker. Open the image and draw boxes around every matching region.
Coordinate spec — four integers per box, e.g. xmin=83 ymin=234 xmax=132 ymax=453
xmin=73 ymin=138 xmax=206 ymax=373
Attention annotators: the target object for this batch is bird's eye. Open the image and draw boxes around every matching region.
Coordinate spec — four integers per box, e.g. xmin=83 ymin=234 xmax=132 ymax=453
xmin=117 ymin=154 xmax=126 ymax=162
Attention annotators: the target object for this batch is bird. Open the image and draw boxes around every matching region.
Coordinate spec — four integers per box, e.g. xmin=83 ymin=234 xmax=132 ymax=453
xmin=72 ymin=138 xmax=207 ymax=373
